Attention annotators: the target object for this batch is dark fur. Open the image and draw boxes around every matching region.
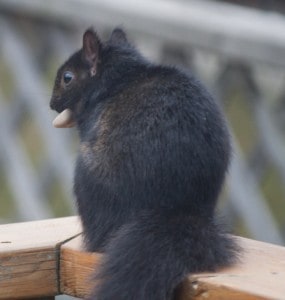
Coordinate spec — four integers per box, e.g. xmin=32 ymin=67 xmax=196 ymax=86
xmin=50 ymin=28 xmax=238 ymax=300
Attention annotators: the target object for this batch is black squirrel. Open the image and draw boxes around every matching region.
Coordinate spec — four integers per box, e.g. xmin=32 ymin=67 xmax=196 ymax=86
xmin=50 ymin=28 xmax=238 ymax=300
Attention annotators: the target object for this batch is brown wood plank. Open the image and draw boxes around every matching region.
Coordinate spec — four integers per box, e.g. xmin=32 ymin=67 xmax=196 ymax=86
xmin=60 ymin=235 xmax=285 ymax=300
xmin=188 ymin=237 xmax=285 ymax=300
xmin=60 ymin=235 xmax=100 ymax=298
xmin=1 ymin=216 xmax=285 ymax=299
xmin=0 ymin=216 xmax=81 ymax=299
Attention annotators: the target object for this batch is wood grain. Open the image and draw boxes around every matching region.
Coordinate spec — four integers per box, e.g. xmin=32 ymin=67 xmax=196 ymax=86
xmin=1 ymin=217 xmax=285 ymax=299
xmin=0 ymin=216 xmax=81 ymax=299
xmin=60 ymin=235 xmax=101 ymax=298
xmin=188 ymin=237 xmax=285 ymax=300
xmin=60 ymin=235 xmax=285 ymax=300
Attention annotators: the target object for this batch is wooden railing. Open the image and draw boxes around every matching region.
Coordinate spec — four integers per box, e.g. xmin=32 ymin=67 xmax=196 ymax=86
xmin=0 ymin=217 xmax=285 ymax=299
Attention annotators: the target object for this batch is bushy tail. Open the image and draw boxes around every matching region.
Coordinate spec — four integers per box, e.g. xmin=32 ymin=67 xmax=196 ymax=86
xmin=89 ymin=212 xmax=238 ymax=300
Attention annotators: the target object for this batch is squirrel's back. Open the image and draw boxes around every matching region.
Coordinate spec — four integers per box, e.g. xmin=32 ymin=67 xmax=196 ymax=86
xmin=50 ymin=28 xmax=238 ymax=300
xmin=76 ymin=63 xmax=230 ymax=214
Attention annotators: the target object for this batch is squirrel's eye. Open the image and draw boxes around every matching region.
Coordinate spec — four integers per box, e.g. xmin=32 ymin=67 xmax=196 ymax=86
xmin=63 ymin=71 xmax=74 ymax=85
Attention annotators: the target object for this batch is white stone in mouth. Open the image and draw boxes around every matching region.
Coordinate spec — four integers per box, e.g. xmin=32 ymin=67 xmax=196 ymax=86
xmin=52 ymin=108 xmax=76 ymax=128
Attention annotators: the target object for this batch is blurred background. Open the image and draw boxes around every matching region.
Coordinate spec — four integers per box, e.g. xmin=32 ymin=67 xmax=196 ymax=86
xmin=0 ymin=0 xmax=285 ymax=248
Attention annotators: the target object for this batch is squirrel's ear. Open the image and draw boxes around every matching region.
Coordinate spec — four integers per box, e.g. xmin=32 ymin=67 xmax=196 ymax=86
xmin=82 ymin=28 xmax=101 ymax=76
xmin=109 ymin=28 xmax=129 ymax=46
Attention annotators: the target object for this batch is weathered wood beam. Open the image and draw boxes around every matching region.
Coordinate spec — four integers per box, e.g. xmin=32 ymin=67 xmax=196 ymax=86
xmin=60 ymin=235 xmax=285 ymax=300
xmin=60 ymin=235 xmax=101 ymax=298
xmin=1 ymin=217 xmax=285 ymax=299
xmin=0 ymin=217 xmax=81 ymax=299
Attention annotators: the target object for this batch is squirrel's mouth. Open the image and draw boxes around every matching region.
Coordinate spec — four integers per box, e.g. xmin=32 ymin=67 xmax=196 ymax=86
xmin=52 ymin=108 xmax=76 ymax=128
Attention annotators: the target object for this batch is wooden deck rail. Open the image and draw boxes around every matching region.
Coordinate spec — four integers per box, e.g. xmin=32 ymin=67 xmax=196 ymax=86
xmin=0 ymin=217 xmax=285 ymax=299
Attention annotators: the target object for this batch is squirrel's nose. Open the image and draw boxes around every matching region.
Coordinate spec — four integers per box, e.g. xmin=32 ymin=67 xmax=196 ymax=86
xmin=50 ymin=97 xmax=62 ymax=113
xmin=50 ymin=101 xmax=55 ymax=110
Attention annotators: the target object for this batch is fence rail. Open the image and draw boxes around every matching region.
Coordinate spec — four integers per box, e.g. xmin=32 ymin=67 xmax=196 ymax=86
xmin=1 ymin=217 xmax=285 ymax=299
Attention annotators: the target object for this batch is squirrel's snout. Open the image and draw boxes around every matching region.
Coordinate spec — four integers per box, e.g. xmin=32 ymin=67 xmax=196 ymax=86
xmin=50 ymin=97 xmax=63 ymax=113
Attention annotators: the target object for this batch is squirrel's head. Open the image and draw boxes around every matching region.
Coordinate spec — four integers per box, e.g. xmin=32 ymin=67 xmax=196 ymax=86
xmin=50 ymin=27 xmax=132 ymax=128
